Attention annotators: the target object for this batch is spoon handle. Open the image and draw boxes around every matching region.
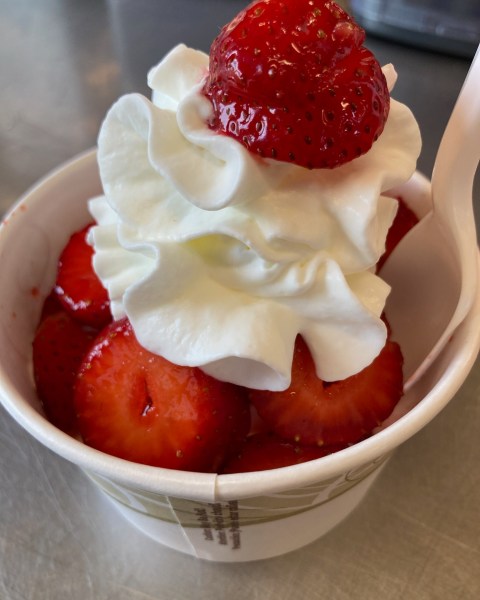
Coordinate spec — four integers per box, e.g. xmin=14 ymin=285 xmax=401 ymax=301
xmin=431 ymin=44 xmax=480 ymax=329
xmin=433 ymin=45 xmax=480 ymax=188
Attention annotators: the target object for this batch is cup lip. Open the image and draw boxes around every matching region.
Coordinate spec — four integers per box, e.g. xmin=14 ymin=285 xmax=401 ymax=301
xmin=1 ymin=149 xmax=479 ymax=502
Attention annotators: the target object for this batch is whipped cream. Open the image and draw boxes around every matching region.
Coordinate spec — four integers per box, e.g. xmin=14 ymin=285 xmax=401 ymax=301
xmin=89 ymin=44 xmax=421 ymax=391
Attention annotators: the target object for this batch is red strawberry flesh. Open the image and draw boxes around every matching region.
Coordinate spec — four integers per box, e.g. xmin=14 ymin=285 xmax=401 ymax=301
xmin=222 ymin=431 xmax=345 ymax=473
xmin=249 ymin=335 xmax=403 ymax=446
xmin=378 ymin=196 xmax=419 ymax=271
xmin=74 ymin=319 xmax=251 ymax=472
xmin=55 ymin=224 xmax=112 ymax=329
xmin=32 ymin=311 xmax=97 ymax=435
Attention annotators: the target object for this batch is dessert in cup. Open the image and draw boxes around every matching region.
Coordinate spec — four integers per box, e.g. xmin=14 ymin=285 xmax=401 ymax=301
xmin=0 ymin=0 xmax=478 ymax=562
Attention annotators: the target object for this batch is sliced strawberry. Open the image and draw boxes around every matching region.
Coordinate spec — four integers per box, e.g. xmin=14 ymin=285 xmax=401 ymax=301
xmin=74 ymin=319 xmax=251 ymax=472
xmin=377 ymin=196 xmax=419 ymax=271
xmin=32 ymin=311 xmax=97 ymax=435
xmin=203 ymin=0 xmax=389 ymax=169
xmin=55 ymin=224 xmax=111 ymax=329
xmin=249 ymin=335 xmax=403 ymax=446
xmin=222 ymin=431 xmax=344 ymax=473
xmin=38 ymin=290 xmax=64 ymax=324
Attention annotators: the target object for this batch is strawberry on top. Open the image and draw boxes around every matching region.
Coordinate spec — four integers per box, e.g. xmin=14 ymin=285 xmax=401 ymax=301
xmin=203 ymin=0 xmax=390 ymax=169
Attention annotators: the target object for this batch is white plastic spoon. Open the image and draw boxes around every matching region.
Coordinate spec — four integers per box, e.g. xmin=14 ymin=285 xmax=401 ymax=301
xmin=381 ymin=46 xmax=480 ymax=391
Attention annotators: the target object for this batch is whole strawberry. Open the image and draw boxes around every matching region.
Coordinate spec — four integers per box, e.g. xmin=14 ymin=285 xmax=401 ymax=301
xmin=203 ymin=0 xmax=389 ymax=169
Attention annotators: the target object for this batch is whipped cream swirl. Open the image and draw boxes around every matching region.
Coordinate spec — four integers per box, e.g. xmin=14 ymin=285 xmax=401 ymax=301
xmin=89 ymin=44 xmax=421 ymax=391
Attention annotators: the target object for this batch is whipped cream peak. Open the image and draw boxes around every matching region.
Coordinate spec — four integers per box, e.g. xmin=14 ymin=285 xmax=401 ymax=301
xmin=147 ymin=44 xmax=207 ymax=111
xmin=90 ymin=44 xmax=421 ymax=391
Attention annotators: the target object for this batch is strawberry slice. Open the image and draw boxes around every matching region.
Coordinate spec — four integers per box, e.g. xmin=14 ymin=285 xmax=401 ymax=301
xmin=38 ymin=290 xmax=64 ymax=324
xmin=377 ymin=196 xmax=419 ymax=271
xmin=32 ymin=311 xmax=97 ymax=435
xmin=222 ymin=432 xmax=344 ymax=473
xmin=55 ymin=224 xmax=112 ymax=329
xmin=203 ymin=0 xmax=389 ymax=169
xmin=249 ymin=336 xmax=403 ymax=446
xmin=74 ymin=319 xmax=251 ymax=472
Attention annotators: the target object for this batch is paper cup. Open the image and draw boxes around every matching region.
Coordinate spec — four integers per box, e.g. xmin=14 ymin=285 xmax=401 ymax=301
xmin=0 ymin=150 xmax=479 ymax=562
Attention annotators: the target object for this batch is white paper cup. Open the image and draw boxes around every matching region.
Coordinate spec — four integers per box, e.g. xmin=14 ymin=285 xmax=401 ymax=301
xmin=0 ymin=150 xmax=479 ymax=562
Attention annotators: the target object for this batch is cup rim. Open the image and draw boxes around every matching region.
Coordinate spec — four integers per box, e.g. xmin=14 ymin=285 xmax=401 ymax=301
xmin=0 ymin=149 xmax=479 ymax=502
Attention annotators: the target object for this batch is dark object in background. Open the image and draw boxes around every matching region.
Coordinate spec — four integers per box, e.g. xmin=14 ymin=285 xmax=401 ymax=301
xmin=350 ymin=0 xmax=479 ymax=57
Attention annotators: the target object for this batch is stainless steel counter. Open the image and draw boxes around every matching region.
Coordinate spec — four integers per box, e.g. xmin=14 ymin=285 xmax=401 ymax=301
xmin=1 ymin=1 xmax=479 ymax=598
